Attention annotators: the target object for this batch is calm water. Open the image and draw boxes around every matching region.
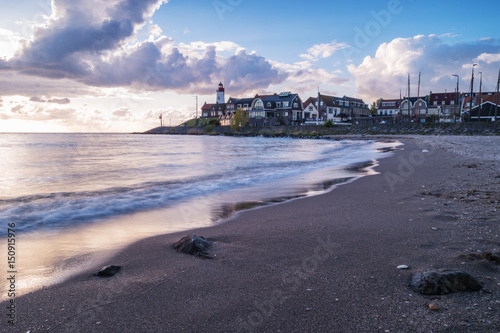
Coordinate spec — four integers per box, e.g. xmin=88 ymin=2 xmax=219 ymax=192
xmin=0 ymin=133 xmax=400 ymax=296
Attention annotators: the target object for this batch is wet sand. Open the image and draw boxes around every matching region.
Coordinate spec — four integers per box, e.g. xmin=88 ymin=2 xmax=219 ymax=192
xmin=3 ymin=136 xmax=500 ymax=332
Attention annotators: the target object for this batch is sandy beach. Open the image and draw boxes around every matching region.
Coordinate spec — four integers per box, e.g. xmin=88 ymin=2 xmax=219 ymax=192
xmin=3 ymin=135 xmax=499 ymax=333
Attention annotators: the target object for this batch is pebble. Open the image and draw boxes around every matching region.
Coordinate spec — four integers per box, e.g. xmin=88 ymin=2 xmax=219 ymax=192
xmin=429 ymin=303 xmax=440 ymax=311
xmin=431 ymin=227 xmax=438 ymax=231
xmin=397 ymin=265 xmax=409 ymax=270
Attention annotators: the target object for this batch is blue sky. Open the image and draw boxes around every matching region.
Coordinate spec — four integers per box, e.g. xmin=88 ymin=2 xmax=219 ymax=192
xmin=0 ymin=0 xmax=499 ymax=132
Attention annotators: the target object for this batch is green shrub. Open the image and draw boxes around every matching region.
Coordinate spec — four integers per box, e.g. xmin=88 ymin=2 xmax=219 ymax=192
xmin=324 ymin=119 xmax=334 ymax=128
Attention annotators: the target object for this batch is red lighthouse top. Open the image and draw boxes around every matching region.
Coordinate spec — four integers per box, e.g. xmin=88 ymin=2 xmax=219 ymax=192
xmin=218 ymin=82 xmax=224 ymax=92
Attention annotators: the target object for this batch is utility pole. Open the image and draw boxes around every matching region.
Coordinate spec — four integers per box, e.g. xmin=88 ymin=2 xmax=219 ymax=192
xmin=195 ymin=96 xmax=198 ymax=119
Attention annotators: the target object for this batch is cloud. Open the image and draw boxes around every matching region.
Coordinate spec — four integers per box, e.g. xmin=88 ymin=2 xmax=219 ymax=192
xmin=348 ymin=35 xmax=500 ymax=101
xmin=271 ymin=60 xmax=349 ymax=94
xmin=475 ymin=53 xmax=500 ymax=64
xmin=3 ymin=0 xmax=285 ymax=96
xmin=30 ymin=96 xmax=71 ymax=104
xmin=112 ymin=108 xmax=132 ymax=119
xmin=300 ymin=41 xmax=349 ymax=61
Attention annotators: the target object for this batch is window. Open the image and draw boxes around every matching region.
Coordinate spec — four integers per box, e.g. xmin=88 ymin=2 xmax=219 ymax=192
xmin=267 ymin=102 xmax=272 ymax=107
xmin=237 ymin=104 xmax=242 ymax=109
xmin=433 ymin=101 xmax=437 ymax=106
xmin=276 ymin=102 xmax=281 ymax=107
xmin=253 ymin=100 xmax=263 ymax=110
xmin=283 ymin=101 xmax=289 ymax=107
xmin=309 ymin=106 xmax=313 ymax=111
xmin=283 ymin=112 xmax=288 ymax=116
xmin=294 ymin=103 xmax=298 ymax=108
xmin=451 ymin=101 xmax=454 ymax=105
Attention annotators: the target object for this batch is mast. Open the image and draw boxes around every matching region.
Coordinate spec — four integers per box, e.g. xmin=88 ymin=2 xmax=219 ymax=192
xmin=408 ymin=73 xmax=411 ymax=122
xmin=416 ymin=71 xmax=421 ymax=121
xmin=399 ymin=89 xmax=402 ymax=123
xmin=495 ymin=68 xmax=500 ymax=121
xmin=317 ymin=87 xmax=321 ymax=121
xmin=469 ymin=64 xmax=477 ymax=122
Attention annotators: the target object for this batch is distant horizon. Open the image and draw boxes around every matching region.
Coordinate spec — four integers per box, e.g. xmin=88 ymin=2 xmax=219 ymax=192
xmin=1 ymin=0 xmax=499 ymax=132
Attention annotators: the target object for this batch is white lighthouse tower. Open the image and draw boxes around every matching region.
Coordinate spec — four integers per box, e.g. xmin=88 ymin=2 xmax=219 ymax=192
xmin=216 ymin=82 xmax=225 ymax=104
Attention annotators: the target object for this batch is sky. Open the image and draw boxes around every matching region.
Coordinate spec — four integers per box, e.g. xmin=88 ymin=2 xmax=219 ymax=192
xmin=0 ymin=0 xmax=499 ymax=132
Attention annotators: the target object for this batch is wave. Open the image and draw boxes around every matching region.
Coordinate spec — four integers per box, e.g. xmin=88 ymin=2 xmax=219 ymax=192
xmin=0 ymin=136 xmax=397 ymax=235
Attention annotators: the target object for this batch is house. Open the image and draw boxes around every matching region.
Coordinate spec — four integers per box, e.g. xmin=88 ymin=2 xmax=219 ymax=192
xmin=461 ymin=91 xmax=499 ymax=114
xmin=248 ymin=92 xmax=304 ymax=127
xmin=219 ymin=97 xmax=256 ymax=126
xmin=305 ymin=94 xmax=351 ymax=123
xmin=302 ymin=98 xmax=319 ymax=121
xmin=400 ymin=97 xmax=428 ymax=122
xmin=343 ymin=96 xmax=370 ymax=117
xmin=377 ymin=99 xmax=400 ymax=116
xmin=201 ymin=103 xmax=216 ymax=118
xmin=427 ymin=92 xmax=460 ymax=122
xmin=467 ymin=101 xmax=500 ymax=122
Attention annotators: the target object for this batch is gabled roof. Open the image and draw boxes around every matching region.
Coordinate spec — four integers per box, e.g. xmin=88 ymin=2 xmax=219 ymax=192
xmin=343 ymin=96 xmax=365 ymax=104
xmin=469 ymin=101 xmax=500 ymax=117
xmin=401 ymin=97 xmax=427 ymax=104
xmin=201 ymin=103 xmax=216 ymax=110
xmin=378 ymin=99 xmax=400 ymax=110
xmin=303 ymin=97 xmax=317 ymax=109
xmin=256 ymin=93 xmax=301 ymax=109
xmin=319 ymin=95 xmax=337 ymax=107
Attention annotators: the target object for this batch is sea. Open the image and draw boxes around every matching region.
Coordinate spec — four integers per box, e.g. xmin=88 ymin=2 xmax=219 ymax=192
xmin=0 ymin=133 xmax=400 ymax=298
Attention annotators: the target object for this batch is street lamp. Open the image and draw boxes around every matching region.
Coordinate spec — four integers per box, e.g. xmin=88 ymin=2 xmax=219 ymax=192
xmin=478 ymin=72 xmax=483 ymax=122
xmin=452 ymin=74 xmax=459 ymax=122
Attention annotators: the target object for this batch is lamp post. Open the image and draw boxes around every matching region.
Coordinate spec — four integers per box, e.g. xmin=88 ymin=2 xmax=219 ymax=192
xmin=452 ymin=74 xmax=459 ymax=122
xmin=478 ymin=72 xmax=482 ymax=122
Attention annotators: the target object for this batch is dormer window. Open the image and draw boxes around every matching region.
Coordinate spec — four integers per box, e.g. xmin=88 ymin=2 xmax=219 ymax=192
xmin=267 ymin=102 xmax=272 ymax=107
xmin=276 ymin=102 xmax=281 ymax=107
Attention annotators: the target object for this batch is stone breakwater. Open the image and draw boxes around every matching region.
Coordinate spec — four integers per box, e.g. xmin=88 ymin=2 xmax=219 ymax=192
xmin=141 ymin=122 xmax=500 ymax=137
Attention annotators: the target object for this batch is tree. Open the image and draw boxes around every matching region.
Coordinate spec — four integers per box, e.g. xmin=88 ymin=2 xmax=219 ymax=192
xmin=370 ymin=100 xmax=380 ymax=115
xmin=230 ymin=109 xmax=249 ymax=130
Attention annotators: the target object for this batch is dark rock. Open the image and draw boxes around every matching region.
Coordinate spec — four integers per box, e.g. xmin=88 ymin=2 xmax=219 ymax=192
xmin=172 ymin=235 xmax=212 ymax=259
xmin=95 ymin=265 xmax=121 ymax=278
xmin=410 ymin=271 xmax=482 ymax=295
xmin=481 ymin=251 xmax=500 ymax=264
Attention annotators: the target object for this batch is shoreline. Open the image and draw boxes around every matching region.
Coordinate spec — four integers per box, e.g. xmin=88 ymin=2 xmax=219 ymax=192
xmin=3 ymin=136 xmax=500 ymax=332
xmin=0 ymin=137 xmax=398 ymax=302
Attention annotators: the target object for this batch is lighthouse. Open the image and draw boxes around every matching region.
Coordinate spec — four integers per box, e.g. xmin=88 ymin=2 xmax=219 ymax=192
xmin=216 ymin=82 xmax=225 ymax=104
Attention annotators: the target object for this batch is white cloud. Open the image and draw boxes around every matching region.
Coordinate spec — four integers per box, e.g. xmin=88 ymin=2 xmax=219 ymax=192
xmin=300 ymin=41 xmax=349 ymax=61
xmin=2 ymin=0 xmax=285 ymax=97
xmin=348 ymin=35 xmax=500 ymax=101
xmin=475 ymin=52 xmax=500 ymax=64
